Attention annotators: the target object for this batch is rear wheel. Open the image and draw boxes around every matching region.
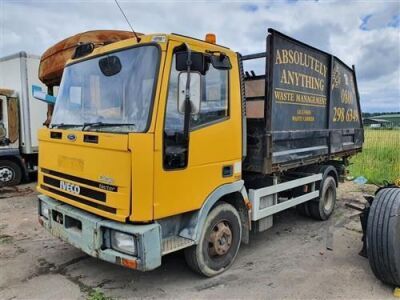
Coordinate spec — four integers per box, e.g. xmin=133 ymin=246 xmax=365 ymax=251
xmin=367 ymin=188 xmax=400 ymax=286
xmin=0 ymin=160 xmax=22 ymax=186
xmin=308 ymin=176 xmax=336 ymax=220
xmin=296 ymin=202 xmax=310 ymax=217
xmin=184 ymin=203 xmax=242 ymax=277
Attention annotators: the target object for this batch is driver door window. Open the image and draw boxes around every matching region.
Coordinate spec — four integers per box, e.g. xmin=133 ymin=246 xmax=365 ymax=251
xmin=164 ymin=54 xmax=229 ymax=169
xmin=165 ymin=56 xmax=228 ymax=134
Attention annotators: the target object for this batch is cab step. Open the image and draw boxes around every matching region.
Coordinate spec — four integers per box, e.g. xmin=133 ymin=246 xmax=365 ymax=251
xmin=162 ymin=236 xmax=195 ymax=255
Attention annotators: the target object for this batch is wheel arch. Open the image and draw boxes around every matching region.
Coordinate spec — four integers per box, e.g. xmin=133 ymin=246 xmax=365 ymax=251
xmin=298 ymin=164 xmax=339 ymax=187
xmin=218 ymin=190 xmax=251 ymax=244
xmin=323 ymin=166 xmax=339 ymax=187
xmin=179 ymin=180 xmax=250 ymax=244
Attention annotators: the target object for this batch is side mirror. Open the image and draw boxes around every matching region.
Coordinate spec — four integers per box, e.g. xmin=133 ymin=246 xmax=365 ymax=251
xmin=176 ymin=51 xmax=208 ymax=75
xmin=32 ymin=85 xmax=56 ymax=104
xmin=177 ymin=72 xmax=201 ymax=114
xmin=210 ymin=54 xmax=231 ymax=70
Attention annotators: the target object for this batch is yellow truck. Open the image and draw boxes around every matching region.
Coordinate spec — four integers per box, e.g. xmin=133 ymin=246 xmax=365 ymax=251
xmin=35 ymin=29 xmax=363 ymax=277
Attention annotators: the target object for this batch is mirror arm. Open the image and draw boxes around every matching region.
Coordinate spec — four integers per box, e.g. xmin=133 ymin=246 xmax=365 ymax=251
xmin=183 ymin=43 xmax=192 ymax=143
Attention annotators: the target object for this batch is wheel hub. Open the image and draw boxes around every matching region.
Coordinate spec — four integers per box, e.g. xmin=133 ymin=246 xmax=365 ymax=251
xmin=0 ymin=167 xmax=13 ymax=183
xmin=209 ymin=221 xmax=232 ymax=256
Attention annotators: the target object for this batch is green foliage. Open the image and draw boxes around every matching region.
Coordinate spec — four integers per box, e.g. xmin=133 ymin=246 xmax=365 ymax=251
xmin=349 ymin=129 xmax=400 ymax=185
xmin=87 ymin=290 xmax=112 ymax=300
xmin=362 ymin=112 xmax=400 ymax=118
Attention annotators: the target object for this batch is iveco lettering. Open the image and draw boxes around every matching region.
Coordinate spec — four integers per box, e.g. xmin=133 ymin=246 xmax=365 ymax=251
xmin=59 ymin=181 xmax=80 ymax=194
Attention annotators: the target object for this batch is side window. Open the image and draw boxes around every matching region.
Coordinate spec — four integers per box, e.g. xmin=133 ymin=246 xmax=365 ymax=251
xmin=163 ymin=53 xmax=229 ymax=170
xmin=193 ymin=66 xmax=228 ymax=128
xmin=164 ymin=55 xmax=229 ymax=134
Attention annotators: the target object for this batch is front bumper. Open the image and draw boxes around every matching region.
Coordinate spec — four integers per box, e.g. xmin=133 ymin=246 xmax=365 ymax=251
xmin=38 ymin=194 xmax=161 ymax=271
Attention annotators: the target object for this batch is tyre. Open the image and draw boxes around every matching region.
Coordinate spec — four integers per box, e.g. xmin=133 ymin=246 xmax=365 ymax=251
xmin=0 ymin=160 xmax=22 ymax=186
xmin=184 ymin=202 xmax=242 ymax=277
xmin=367 ymin=188 xmax=400 ymax=286
xmin=308 ymin=176 xmax=336 ymax=220
xmin=296 ymin=202 xmax=310 ymax=217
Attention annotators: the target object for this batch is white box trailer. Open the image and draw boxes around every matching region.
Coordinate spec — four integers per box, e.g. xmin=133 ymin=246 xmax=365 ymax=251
xmin=0 ymin=52 xmax=47 ymax=186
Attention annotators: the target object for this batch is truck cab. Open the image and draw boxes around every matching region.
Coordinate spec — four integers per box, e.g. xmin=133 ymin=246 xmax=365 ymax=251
xmin=38 ymin=33 xmax=245 ymax=274
xmin=37 ymin=31 xmax=362 ymax=276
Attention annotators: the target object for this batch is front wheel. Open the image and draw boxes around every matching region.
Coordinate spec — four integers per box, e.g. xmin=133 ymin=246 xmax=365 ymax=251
xmin=184 ymin=203 xmax=242 ymax=277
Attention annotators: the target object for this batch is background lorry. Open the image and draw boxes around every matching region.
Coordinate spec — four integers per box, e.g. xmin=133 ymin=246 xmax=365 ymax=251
xmin=0 ymin=52 xmax=47 ymax=186
xmin=36 ymin=29 xmax=363 ymax=277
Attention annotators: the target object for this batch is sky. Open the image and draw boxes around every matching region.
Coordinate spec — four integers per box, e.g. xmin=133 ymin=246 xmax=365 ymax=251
xmin=0 ymin=0 xmax=399 ymax=113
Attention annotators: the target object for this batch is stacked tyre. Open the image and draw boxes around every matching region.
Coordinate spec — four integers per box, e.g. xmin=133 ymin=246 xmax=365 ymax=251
xmin=366 ymin=188 xmax=400 ymax=286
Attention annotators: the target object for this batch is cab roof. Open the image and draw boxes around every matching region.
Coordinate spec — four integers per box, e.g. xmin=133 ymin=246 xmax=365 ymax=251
xmin=67 ymin=33 xmax=234 ymax=66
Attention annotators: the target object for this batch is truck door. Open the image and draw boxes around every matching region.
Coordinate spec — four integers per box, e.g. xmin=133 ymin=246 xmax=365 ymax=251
xmin=0 ymin=96 xmax=6 ymax=141
xmin=6 ymin=97 xmax=19 ymax=144
xmin=154 ymin=41 xmax=242 ymax=219
xmin=0 ymin=95 xmax=19 ymax=146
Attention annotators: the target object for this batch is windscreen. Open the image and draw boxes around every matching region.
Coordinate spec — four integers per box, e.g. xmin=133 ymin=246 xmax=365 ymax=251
xmin=51 ymin=45 xmax=159 ymax=132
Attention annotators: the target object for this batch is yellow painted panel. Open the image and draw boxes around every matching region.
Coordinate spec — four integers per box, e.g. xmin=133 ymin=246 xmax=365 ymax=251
xmin=38 ymin=128 xmax=129 ymax=151
xmin=38 ymin=128 xmax=131 ymax=221
xmin=129 ymin=134 xmax=154 ymax=222
xmin=153 ymin=159 xmax=240 ymax=218
xmin=146 ymin=46 xmax=167 ymax=133
xmin=153 ymin=41 xmax=243 ymax=219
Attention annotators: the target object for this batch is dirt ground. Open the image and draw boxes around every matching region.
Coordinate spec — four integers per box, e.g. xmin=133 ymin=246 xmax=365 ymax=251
xmin=0 ymin=181 xmax=395 ymax=299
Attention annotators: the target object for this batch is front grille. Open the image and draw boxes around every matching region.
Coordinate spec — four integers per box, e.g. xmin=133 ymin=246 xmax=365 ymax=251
xmin=41 ymin=168 xmax=118 ymax=192
xmin=43 ymin=176 xmax=106 ymax=202
xmin=41 ymin=185 xmax=116 ymax=214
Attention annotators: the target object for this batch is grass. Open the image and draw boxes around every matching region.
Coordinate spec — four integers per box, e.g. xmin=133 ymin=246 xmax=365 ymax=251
xmin=0 ymin=234 xmax=13 ymax=244
xmin=349 ymin=129 xmax=400 ymax=185
xmin=87 ymin=290 xmax=112 ymax=300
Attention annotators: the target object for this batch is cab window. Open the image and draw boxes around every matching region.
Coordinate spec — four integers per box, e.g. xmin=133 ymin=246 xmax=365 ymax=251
xmin=165 ymin=56 xmax=228 ymax=134
xmin=163 ymin=54 xmax=229 ymax=170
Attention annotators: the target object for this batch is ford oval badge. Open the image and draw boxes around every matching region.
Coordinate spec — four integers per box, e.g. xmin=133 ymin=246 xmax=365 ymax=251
xmin=67 ymin=134 xmax=76 ymax=141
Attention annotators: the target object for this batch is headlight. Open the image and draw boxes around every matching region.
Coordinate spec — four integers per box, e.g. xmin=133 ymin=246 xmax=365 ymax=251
xmin=110 ymin=230 xmax=137 ymax=256
xmin=40 ymin=202 xmax=49 ymax=219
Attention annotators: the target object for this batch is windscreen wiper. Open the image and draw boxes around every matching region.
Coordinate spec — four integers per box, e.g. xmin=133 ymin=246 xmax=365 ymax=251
xmin=82 ymin=122 xmax=136 ymax=131
xmin=51 ymin=123 xmax=82 ymax=129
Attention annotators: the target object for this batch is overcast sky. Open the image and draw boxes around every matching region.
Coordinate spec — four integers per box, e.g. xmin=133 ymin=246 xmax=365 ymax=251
xmin=1 ymin=0 xmax=399 ymax=112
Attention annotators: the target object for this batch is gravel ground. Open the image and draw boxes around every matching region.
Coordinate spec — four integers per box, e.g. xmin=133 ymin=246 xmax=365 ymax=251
xmin=0 ymin=181 xmax=395 ymax=299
